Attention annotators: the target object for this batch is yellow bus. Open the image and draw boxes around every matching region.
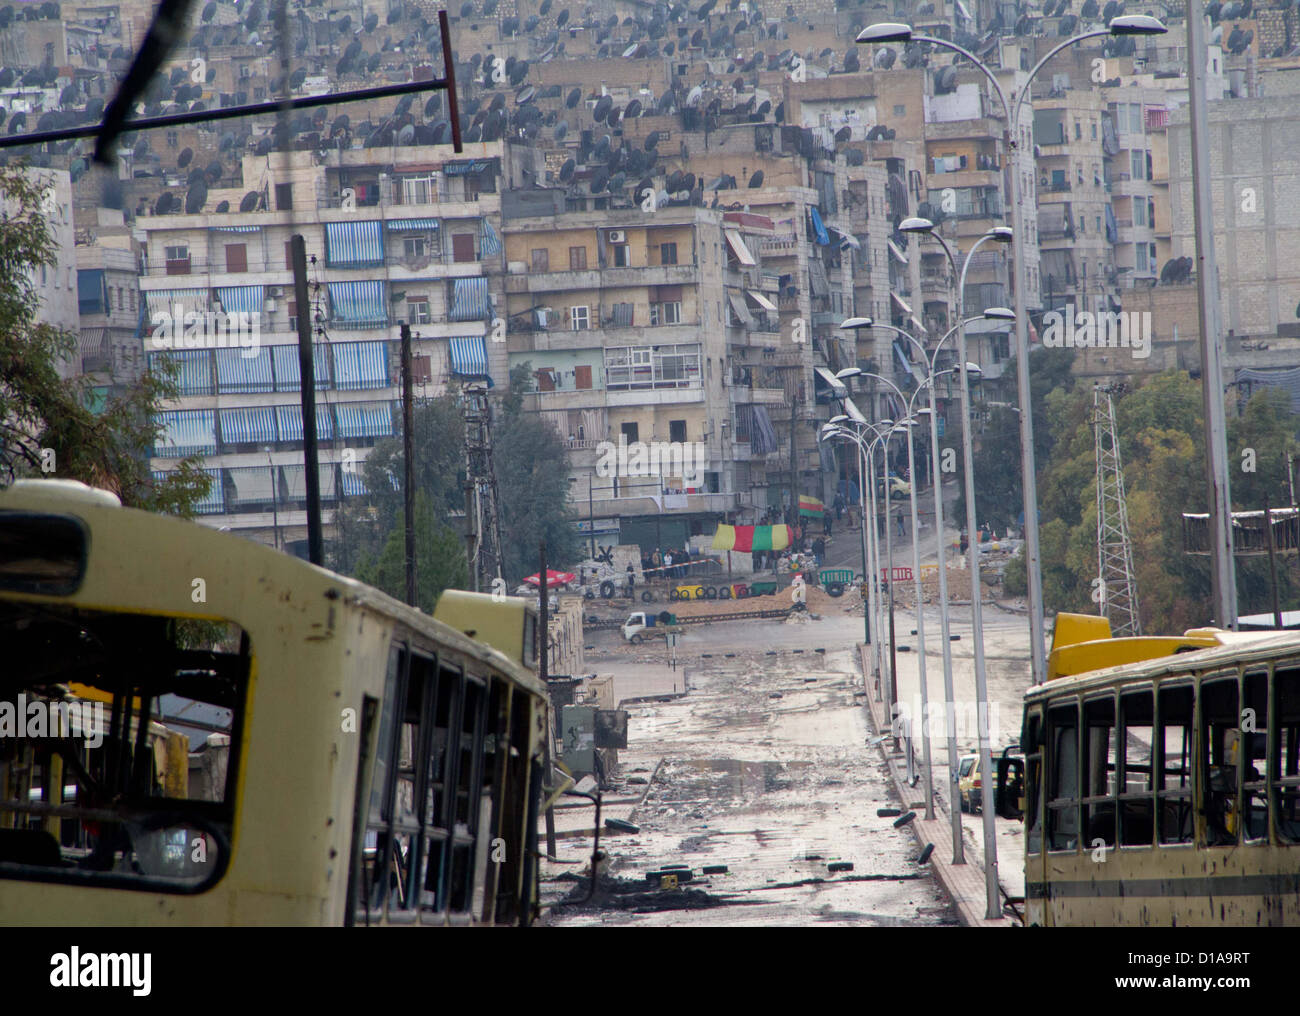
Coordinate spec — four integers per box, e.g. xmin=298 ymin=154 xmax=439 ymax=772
xmin=995 ymin=613 xmax=1300 ymax=926
xmin=0 ymin=479 xmax=548 ymax=926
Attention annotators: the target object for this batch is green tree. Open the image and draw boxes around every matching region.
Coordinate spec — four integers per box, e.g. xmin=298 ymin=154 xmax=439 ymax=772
xmin=358 ymin=490 xmax=468 ymax=612
xmin=353 ymin=361 xmax=577 ymax=587
xmin=0 ymin=165 xmax=208 ymax=514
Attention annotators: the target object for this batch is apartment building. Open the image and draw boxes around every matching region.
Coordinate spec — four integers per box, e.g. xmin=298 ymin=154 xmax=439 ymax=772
xmin=1033 ymin=88 xmax=1118 ymax=321
xmin=74 ymin=209 xmax=144 ymax=402
xmin=501 ymin=201 xmax=784 ymax=551
xmin=141 ymin=141 xmax=515 ymax=553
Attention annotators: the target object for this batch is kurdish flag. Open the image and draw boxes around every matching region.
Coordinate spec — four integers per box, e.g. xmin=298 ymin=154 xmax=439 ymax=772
xmin=798 ymin=494 xmax=825 ymax=518
xmin=711 ymin=524 xmax=792 ymax=552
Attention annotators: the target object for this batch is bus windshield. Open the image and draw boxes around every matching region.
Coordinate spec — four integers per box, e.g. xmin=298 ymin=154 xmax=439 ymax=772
xmin=0 ymin=602 xmax=249 ymax=892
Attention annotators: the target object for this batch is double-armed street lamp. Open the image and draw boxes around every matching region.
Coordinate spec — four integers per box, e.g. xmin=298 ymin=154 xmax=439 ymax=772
xmin=837 ymin=312 xmax=1009 ymax=850
xmin=857 ymin=15 xmax=1168 ymax=698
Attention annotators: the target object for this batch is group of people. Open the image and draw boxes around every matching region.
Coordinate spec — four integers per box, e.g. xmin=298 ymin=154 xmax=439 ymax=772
xmin=644 ymin=546 xmax=693 ymax=580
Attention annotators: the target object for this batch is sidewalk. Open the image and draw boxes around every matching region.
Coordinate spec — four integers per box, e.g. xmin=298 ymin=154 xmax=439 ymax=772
xmin=858 ymin=643 xmax=1016 ymax=928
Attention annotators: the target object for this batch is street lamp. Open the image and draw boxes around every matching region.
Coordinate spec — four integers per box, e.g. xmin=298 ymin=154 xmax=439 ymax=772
xmin=859 ymin=15 xmax=1167 ymax=701
xmin=845 ymin=227 xmax=1015 ymax=908
xmin=820 ymin=423 xmax=873 ymax=654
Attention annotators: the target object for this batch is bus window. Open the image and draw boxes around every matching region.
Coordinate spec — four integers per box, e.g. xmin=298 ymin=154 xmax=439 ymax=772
xmin=1082 ymin=696 xmax=1117 ymax=849
xmin=1275 ymin=668 xmax=1300 ymax=843
xmin=1119 ymin=691 xmax=1155 ymax=846
xmin=357 ymin=645 xmax=404 ymax=923
xmin=1200 ymin=677 xmax=1240 ymax=846
xmin=1242 ymin=671 xmax=1269 ymax=843
xmin=421 ymin=663 xmax=462 ymax=915
xmin=1157 ymin=685 xmax=1194 ymax=845
xmin=1047 ymin=703 xmax=1080 ymax=852
xmin=449 ymin=676 xmax=487 ymax=913
xmin=0 ymin=604 xmax=246 ymax=893
xmin=1025 ymin=711 xmax=1043 ymax=855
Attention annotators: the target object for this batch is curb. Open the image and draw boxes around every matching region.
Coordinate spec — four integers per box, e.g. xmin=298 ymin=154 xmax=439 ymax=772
xmin=857 ymin=643 xmax=1015 ymax=929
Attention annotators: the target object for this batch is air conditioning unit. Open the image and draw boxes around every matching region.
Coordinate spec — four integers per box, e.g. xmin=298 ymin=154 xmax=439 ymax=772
xmin=268 ymin=286 xmax=284 ymax=297
xmin=607 ymin=229 xmax=626 ymax=243
xmin=264 ymin=297 xmax=277 ymax=312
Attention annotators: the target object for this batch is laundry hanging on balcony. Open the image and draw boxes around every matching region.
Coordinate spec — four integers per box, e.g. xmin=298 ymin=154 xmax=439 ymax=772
xmin=809 ymin=207 xmax=830 ymax=245
xmin=711 ymin=523 xmax=791 ymax=552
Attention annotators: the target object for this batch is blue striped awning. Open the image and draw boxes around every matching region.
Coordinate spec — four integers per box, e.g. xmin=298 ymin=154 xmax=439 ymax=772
xmin=216 ymin=285 xmax=265 ymax=315
xmin=450 ymin=277 xmax=490 ymax=321
xmin=335 ymin=401 xmax=395 ymax=439
xmin=212 ymin=225 xmax=262 ymax=234
xmin=275 ymin=403 xmax=335 ymax=442
xmin=215 ymin=347 xmax=274 ymax=393
xmin=325 ymin=220 xmax=384 ymax=267
xmin=219 ymin=406 xmax=277 ymax=446
xmin=480 ymin=218 xmax=502 ymax=256
xmin=893 ymin=340 xmax=915 ymax=378
xmin=809 ymin=207 xmax=830 ymax=246
xmin=145 ymin=287 xmax=209 ymax=319
xmin=153 ymin=467 xmax=223 ymax=513
xmin=332 ymin=341 xmax=389 ymax=389
xmin=340 ymin=469 xmax=368 ymax=496
xmin=149 ymin=349 xmax=213 ymax=395
xmin=449 ymin=336 xmax=489 ymax=377
xmin=387 ymin=218 xmax=440 ymax=231
xmin=154 ymin=409 xmax=217 ymax=457
xmin=328 ymin=280 xmax=388 ymax=326
xmin=272 ymin=344 xmax=332 ymax=391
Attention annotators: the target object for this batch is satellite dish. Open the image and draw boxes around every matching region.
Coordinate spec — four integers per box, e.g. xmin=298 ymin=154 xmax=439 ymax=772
xmin=645 ymin=130 xmax=661 ymax=150
xmin=185 ymin=184 xmax=207 ymax=214
xmin=555 ymin=121 xmax=568 ymax=140
xmin=625 ymin=99 xmax=643 ymax=119
xmin=559 ymin=158 xmax=576 ymax=182
xmin=397 ymin=123 xmax=416 ymax=145
xmin=835 ymin=126 xmax=851 ymax=143
xmin=155 ymin=193 xmax=176 ymax=215
xmin=664 ymin=40 xmax=675 ymax=55
xmin=682 ymin=172 xmax=696 ymax=191
xmin=590 ymin=168 xmax=609 ymax=192
xmin=541 ymin=0 xmax=552 ymax=13
xmin=748 ymin=170 xmax=764 ymax=188
xmin=623 ymin=42 xmax=639 ymax=57
xmin=609 ymin=171 xmax=626 ymax=191
xmin=609 ymin=106 xmax=622 ymax=126
xmin=686 ymin=84 xmax=703 ymax=106
xmin=465 ymin=123 xmax=482 ymax=142
xmin=594 ymin=94 xmax=613 ymax=122
xmin=215 ymin=200 xmax=230 ymax=213
xmin=430 ymin=120 xmax=450 ymax=144
xmin=566 ymin=87 xmax=582 ymax=108
xmin=516 ymin=85 xmax=536 ymax=104
xmin=557 ymin=8 xmax=569 ymax=27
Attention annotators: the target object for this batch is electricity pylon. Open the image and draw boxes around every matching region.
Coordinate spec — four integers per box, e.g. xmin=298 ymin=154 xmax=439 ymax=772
xmin=1094 ymin=384 xmax=1141 ymax=635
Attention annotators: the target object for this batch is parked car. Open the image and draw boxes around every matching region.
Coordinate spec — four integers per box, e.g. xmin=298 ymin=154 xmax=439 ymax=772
xmin=957 ymin=753 xmax=981 ymax=813
xmin=877 ymin=474 xmax=911 ymax=500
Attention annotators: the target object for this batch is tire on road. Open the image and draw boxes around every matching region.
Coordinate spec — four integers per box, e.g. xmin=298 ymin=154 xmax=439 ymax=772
xmin=584 ymin=589 xmax=595 ymax=600
xmin=630 ymin=633 xmax=643 ymax=645
xmin=640 ymin=589 xmax=654 ymax=603
xmin=703 ymin=585 xmax=717 ymax=600
xmin=599 ymin=580 xmax=616 ymax=599
xmin=826 ymin=581 xmax=845 ymax=597
xmin=669 ymin=588 xmax=680 ymax=601
xmin=718 ymin=586 xmax=731 ymax=600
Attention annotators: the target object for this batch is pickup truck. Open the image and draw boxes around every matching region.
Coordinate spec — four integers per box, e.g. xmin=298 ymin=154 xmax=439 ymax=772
xmin=621 ymin=610 xmax=679 ymax=644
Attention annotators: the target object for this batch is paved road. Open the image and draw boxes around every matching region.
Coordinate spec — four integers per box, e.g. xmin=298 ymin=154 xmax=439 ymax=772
xmin=539 ymin=637 xmax=959 ymax=926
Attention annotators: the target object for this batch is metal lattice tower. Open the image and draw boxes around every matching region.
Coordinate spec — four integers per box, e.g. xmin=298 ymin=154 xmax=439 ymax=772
xmin=462 ymin=383 xmax=505 ymax=593
xmin=1094 ymin=385 xmax=1141 ymax=636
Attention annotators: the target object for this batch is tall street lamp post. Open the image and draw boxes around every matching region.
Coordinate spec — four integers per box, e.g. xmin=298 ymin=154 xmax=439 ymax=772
xmin=858 ymin=15 xmax=1169 ymax=694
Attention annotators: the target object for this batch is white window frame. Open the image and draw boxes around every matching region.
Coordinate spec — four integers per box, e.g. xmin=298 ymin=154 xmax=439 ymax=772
xmin=570 ymin=305 xmax=590 ymax=331
xmin=407 ymin=296 xmax=431 ymax=325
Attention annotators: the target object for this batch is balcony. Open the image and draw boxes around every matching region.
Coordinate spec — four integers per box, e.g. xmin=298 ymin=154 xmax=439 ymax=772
xmin=504 ymin=264 xmax=697 ymax=294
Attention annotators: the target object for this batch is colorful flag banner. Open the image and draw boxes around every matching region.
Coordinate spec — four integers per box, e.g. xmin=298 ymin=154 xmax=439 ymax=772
xmin=798 ymin=494 xmax=825 ymax=518
xmin=711 ymin=524 xmax=792 ymax=552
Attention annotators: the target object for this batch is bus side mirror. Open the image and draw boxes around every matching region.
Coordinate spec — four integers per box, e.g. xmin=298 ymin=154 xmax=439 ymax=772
xmin=995 ymin=756 xmax=1025 ymax=821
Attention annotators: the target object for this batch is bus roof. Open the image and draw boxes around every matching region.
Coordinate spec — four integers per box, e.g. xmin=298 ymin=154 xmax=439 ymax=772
xmin=0 ymin=479 xmax=542 ymax=696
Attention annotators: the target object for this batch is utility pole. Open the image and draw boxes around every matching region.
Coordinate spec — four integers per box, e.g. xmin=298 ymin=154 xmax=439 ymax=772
xmin=291 ymin=234 xmax=322 ymax=566
xmin=462 ymin=383 xmax=505 ymax=592
xmin=539 ymin=541 xmax=556 ymax=859
xmin=401 ymin=323 xmax=416 ymax=607
xmin=788 ymin=387 xmax=800 ymax=528
xmin=1188 ymin=0 xmax=1237 ymax=628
